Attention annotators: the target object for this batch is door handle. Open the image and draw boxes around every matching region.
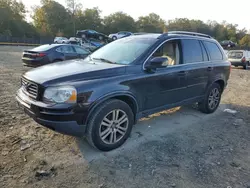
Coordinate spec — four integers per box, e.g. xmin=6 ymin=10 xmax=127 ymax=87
xmin=207 ymin=67 xmax=214 ymax=71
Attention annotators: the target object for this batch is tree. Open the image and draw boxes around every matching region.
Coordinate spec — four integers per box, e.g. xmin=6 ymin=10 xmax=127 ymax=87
xmin=167 ymin=18 xmax=212 ymax=35
xmin=65 ymin=0 xmax=82 ymax=35
xmin=136 ymin=13 xmax=165 ymax=33
xmin=103 ymin=12 xmax=136 ymax=34
xmin=239 ymin=35 xmax=250 ymax=47
xmin=0 ymin=0 xmax=36 ymax=37
xmin=33 ymin=0 xmax=71 ymax=36
xmin=76 ymin=7 xmax=103 ymax=32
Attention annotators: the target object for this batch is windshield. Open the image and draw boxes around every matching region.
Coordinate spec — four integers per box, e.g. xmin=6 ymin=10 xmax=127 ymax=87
xmin=228 ymin=51 xmax=243 ymax=59
xmin=90 ymin=37 xmax=157 ymax=65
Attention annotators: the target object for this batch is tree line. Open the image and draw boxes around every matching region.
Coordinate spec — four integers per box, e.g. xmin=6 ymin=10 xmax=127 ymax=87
xmin=1 ymin=0 xmax=250 ymax=47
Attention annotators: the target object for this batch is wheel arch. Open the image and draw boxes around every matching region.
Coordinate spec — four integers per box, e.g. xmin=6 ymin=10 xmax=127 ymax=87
xmin=214 ymin=79 xmax=225 ymax=91
xmin=85 ymin=92 xmax=139 ymax=129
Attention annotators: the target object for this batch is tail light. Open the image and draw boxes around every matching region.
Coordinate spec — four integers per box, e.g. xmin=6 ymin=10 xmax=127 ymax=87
xmin=30 ymin=53 xmax=46 ymax=58
xmin=242 ymin=56 xmax=246 ymax=62
xmin=37 ymin=53 xmax=46 ymax=57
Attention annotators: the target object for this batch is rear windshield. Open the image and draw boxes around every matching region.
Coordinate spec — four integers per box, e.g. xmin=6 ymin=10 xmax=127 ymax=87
xmin=32 ymin=44 xmax=53 ymax=52
xmin=228 ymin=51 xmax=243 ymax=59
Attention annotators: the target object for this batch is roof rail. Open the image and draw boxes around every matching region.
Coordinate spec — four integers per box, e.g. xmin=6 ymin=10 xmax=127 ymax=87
xmin=158 ymin=31 xmax=212 ymax=39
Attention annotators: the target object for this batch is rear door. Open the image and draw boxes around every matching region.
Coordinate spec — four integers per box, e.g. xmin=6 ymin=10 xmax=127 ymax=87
xmin=202 ymin=40 xmax=225 ymax=83
xmin=180 ymin=39 xmax=210 ymax=99
xmin=61 ymin=45 xmax=78 ymax=60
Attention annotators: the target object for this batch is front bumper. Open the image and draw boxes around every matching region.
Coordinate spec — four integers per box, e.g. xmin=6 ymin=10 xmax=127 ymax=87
xmin=16 ymin=89 xmax=86 ymax=137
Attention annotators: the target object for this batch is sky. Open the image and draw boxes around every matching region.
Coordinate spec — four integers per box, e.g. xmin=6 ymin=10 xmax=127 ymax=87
xmin=22 ymin=0 xmax=250 ymax=30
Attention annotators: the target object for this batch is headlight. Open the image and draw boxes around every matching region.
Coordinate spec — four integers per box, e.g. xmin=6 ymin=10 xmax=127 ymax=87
xmin=43 ymin=86 xmax=77 ymax=104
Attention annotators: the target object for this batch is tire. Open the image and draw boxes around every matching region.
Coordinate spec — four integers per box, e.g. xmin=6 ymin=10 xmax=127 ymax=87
xmin=112 ymin=36 xmax=117 ymax=40
xmin=243 ymin=62 xmax=249 ymax=70
xmin=86 ymin=99 xmax=134 ymax=151
xmin=198 ymin=83 xmax=222 ymax=114
xmin=53 ymin=59 xmax=62 ymax=63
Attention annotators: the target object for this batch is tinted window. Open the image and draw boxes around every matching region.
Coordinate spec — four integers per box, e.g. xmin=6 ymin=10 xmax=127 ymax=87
xmin=152 ymin=40 xmax=180 ymax=66
xmin=56 ymin=46 xmax=75 ymax=53
xmin=32 ymin=44 xmax=53 ymax=52
xmin=200 ymin=41 xmax=209 ymax=61
xmin=182 ymin=39 xmax=203 ymax=63
xmin=74 ymin=46 xmax=89 ymax=55
xmin=203 ymin=41 xmax=223 ymax=60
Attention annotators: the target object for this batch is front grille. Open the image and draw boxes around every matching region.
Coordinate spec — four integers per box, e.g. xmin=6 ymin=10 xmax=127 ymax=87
xmin=21 ymin=78 xmax=38 ymax=99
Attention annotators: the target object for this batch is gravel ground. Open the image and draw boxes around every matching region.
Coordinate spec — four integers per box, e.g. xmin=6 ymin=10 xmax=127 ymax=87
xmin=0 ymin=46 xmax=249 ymax=188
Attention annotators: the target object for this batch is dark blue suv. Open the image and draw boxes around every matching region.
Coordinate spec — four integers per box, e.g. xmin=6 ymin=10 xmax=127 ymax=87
xmin=16 ymin=31 xmax=231 ymax=151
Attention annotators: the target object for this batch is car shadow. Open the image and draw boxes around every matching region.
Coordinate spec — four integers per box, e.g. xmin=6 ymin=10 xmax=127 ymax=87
xmin=76 ymin=104 xmax=231 ymax=162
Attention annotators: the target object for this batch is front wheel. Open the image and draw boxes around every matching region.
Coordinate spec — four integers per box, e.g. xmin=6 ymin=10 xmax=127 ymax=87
xmin=198 ymin=83 xmax=222 ymax=114
xmin=86 ymin=99 xmax=134 ymax=151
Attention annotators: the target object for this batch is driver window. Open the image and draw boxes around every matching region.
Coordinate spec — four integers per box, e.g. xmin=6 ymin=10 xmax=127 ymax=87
xmin=152 ymin=40 xmax=180 ymax=66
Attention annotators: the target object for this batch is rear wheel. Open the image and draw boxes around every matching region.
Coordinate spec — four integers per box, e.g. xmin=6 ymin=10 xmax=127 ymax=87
xmin=243 ymin=62 xmax=249 ymax=70
xmin=86 ymin=99 xmax=134 ymax=151
xmin=198 ymin=83 xmax=222 ymax=114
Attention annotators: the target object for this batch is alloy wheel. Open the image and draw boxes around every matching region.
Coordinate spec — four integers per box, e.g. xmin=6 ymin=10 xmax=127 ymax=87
xmin=208 ymin=88 xmax=220 ymax=110
xmin=99 ymin=109 xmax=129 ymax=145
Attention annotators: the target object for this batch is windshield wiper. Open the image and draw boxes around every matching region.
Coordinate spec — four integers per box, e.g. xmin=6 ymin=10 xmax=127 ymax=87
xmin=92 ymin=57 xmax=116 ymax=64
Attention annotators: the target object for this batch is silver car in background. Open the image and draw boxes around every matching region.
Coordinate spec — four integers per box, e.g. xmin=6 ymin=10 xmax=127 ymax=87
xmin=54 ymin=37 xmax=69 ymax=44
xmin=228 ymin=50 xmax=250 ymax=69
xmin=108 ymin=31 xmax=132 ymax=40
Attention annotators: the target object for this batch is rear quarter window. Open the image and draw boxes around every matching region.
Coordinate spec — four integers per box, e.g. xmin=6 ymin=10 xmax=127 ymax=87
xmin=203 ymin=41 xmax=223 ymax=60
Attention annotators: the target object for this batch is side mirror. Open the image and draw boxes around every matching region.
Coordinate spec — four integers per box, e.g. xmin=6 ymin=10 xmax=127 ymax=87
xmin=144 ymin=57 xmax=169 ymax=71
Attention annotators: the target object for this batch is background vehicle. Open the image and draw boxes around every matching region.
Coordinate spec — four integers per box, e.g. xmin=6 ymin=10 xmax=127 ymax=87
xmin=109 ymin=31 xmax=133 ymax=40
xmin=220 ymin=40 xmax=236 ymax=48
xmin=22 ymin=44 xmax=91 ymax=67
xmin=68 ymin=37 xmax=81 ymax=45
xmin=227 ymin=50 xmax=250 ymax=69
xmin=54 ymin=37 xmax=69 ymax=44
xmin=76 ymin=30 xmax=111 ymax=42
xmin=17 ymin=31 xmax=230 ymax=151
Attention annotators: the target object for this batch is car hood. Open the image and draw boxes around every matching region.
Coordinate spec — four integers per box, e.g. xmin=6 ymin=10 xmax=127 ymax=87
xmin=23 ymin=59 xmax=126 ymax=86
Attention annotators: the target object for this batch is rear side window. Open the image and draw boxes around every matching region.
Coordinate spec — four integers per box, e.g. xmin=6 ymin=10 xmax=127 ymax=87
xmin=74 ymin=46 xmax=89 ymax=55
xmin=182 ymin=39 xmax=203 ymax=63
xmin=203 ymin=41 xmax=223 ymax=60
xmin=56 ymin=46 xmax=75 ymax=53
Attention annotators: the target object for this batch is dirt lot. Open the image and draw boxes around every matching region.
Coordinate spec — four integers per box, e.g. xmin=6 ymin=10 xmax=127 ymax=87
xmin=0 ymin=46 xmax=250 ymax=188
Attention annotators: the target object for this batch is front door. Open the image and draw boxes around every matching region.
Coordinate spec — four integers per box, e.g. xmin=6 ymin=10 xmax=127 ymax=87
xmin=141 ymin=39 xmax=188 ymax=111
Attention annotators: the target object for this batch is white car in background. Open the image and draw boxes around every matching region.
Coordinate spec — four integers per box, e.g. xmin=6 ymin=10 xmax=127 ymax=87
xmin=108 ymin=31 xmax=132 ymax=40
xmin=54 ymin=37 xmax=69 ymax=44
